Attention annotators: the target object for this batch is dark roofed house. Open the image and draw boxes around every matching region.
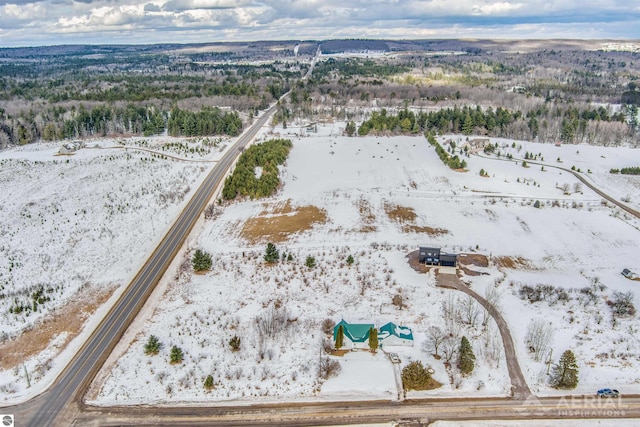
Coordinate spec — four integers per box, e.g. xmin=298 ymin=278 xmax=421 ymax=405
xmin=419 ymin=246 xmax=440 ymax=265
xmin=419 ymin=246 xmax=457 ymax=267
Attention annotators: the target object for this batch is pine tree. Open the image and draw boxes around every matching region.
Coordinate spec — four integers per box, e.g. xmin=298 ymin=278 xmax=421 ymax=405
xmin=345 ymin=121 xmax=357 ymax=136
xmin=368 ymin=327 xmax=378 ymax=352
xmin=335 ymin=324 xmax=344 ymax=349
xmin=192 ymin=249 xmax=212 ymax=271
xmin=534 ymin=200 xmax=541 ymax=209
xmin=458 ymin=336 xmax=475 ymax=375
xmin=305 ymin=255 xmax=316 ymax=269
xmin=462 ymin=113 xmax=474 ymax=135
xmin=144 ymin=334 xmax=161 ymax=355
xmin=551 ymin=350 xmax=579 ymax=389
xmin=229 ymin=335 xmax=241 ymax=352
xmin=264 ymin=242 xmax=279 ymax=263
xmin=401 ymin=361 xmax=433 ymax=391
xmin=346 ymin=255 xmax=354 ymax=266
xmin=169 ymin=345 xmax=184 ymax=364
xmin=204 ymin=374 xmax=215 ymax=390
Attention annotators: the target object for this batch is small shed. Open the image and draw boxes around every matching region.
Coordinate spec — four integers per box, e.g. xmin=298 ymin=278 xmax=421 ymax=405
xmin=378 ymin=322 xmax=414 ymax=347
xmin=622 ymin=268 xmax=635 ymax=279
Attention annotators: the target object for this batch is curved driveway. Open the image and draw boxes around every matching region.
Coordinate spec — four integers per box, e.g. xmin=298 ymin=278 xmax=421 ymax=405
xmin=474 ymin=151 xmax=640 ymax=219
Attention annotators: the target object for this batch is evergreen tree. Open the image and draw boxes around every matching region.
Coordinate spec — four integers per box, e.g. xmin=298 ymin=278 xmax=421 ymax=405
xmin=346 ymin=255 xmax=354 ymax=266
xmin=204 ymin=374 xmax=215 ymax=390
xmin=335 ymin=324 xmax=344 ymax=349
xmin=551 ymin=350 xmax=579 ymax=389
xmin=345 ymin=121 xmax=357 ymax=136
xmin=264 ymin=242 xmax=279 ymax=263
xmin=144 ymin=334 xmax=161 ymax=355
xmin=169 ymin=345 xmax=184 ymax=364
xmin=462 ymin=113 xmax=474 ymax=135
xmin=458 ymin=336 xmax=475 ymax=375
xmin=192 ymin=249 xmax=213 ymax=271
xmin=368 ymin=327 xmax=378 ymax=352
xmin=401 ymin=361 xmax=433 ymax=391
xmin=305 ymin=255 xmax=316 ymax=269
xmin=534 ymin=200 xmax=541 ymax=209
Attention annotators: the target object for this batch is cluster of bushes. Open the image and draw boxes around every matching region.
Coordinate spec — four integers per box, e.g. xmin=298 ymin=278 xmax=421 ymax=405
xmin=222 ymin=138 xmax=292 ymax=200
xmin=426 ymin=132 xmax=467 ymax=170
xmin=518 ymin=283 xmax=569 ymax=305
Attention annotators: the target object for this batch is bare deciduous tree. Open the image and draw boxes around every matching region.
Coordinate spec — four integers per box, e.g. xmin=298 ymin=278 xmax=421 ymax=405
xmin=441 ymin=334 xmax=458 ymax=363
xmin=460 ymin=295 xmax=480 ymax=327
xmin=525 ymin=319 xmax=555 ymax=362
xmin=424 ymin=325 xmax=447 ymax=358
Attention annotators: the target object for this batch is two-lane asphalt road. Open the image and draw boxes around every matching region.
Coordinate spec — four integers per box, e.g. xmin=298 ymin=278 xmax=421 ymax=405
xmin=13 ymin=102 xmax=277 ymax=427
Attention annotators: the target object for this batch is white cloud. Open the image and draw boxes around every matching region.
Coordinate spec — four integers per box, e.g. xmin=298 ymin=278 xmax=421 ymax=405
xmin=0 ymin=0 xmax=638 ymax=46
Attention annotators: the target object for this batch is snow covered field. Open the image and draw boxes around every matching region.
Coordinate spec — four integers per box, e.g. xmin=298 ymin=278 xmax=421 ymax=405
xmin=90 ymin=122 xmax=640 ymax=405
xmin=0 ymin=135 xmax=232 ymax=400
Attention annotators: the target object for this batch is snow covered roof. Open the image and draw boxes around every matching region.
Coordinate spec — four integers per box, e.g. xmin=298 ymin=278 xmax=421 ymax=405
xmin=378 ymin=322 xmax=414 ymax=341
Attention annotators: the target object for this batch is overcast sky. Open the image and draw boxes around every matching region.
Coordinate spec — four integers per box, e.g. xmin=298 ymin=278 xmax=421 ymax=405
xmin=0 ymin=0 xmax=639 ymax=47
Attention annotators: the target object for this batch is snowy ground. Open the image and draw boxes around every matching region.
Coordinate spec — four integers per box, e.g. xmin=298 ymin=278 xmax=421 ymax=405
xmin=0 ymin=134 xmax=233 ymax=401
xmin=91 ymin=122 xmax=640 ymax=405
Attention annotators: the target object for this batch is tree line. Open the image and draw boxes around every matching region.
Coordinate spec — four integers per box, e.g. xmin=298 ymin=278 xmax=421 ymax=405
xmin=0 ymin=103 xmax=244 ymax=145
xmin=351 ymin=104 xmax=632 ymax=145
xmin=222 ymin=138 xmax=293 ymax=200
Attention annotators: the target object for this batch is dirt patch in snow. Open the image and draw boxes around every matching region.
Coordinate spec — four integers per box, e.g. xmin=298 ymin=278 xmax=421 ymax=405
xmin=493 ymin=256 xmax=532 ymax=269
xmin=458 ymin=253 xmax=489 ymax=268
xmin=0 ymin=283 xmax=117 ymax=370
xmin=241 ymin=200 xmax=327 ymax=243
xmin=384 ymin=203 xmax=448 ymax=235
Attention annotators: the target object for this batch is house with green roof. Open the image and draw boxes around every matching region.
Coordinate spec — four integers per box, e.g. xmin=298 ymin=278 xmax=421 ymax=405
xmin=378 ymin=322 xmax=414 ymax=347
xmin=333 ymin=319 xmax=414 ymax=349
xmin=333 ymin=319 xmax=375 ymax=349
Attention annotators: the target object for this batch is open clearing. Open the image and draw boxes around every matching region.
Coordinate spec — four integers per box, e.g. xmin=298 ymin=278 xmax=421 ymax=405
xmin=89 ymin=122 xmax=640 ymax=405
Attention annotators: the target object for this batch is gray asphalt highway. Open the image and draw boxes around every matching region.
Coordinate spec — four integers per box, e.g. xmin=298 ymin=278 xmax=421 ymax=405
xmin=11 ymin=103 xmax=276 ymax=427
xmin=73 ymin=394 xmax=640 ymax=426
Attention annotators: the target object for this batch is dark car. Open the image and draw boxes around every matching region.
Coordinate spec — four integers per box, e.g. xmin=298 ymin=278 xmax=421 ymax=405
xmin=597 ymin=388 xmax=619 ymax=398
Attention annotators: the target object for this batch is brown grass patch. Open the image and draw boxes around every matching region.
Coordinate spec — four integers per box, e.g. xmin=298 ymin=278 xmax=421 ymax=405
xmin=458 ymin=253 xmax=489 ymax=268
xmin=385 ymin=202 xmax=448 ymax=236
xmin=241 ymin=200 xmax=327 ymax=243
xmin=330 ymin=349 xmax=350 ymax=356
xmin=385 ymin=203 xmax=417 ymax=223
xmin=357 ymin=198 xmax=377 ymax=232
xmin=0 ymin=284 xmax=117 ymax=370
xmin=493 ymin=256 xmax=532 ymax=269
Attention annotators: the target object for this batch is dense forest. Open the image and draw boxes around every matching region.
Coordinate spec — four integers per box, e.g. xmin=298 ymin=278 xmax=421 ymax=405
xmin=1 ymin=39 xmax=639 ymax=148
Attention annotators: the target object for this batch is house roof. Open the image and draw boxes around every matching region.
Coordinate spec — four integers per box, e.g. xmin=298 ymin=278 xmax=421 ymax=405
xmin=333 ymin=319 xmax=374 ymax=343
xmin=378 ymin=322 xmax=414 ymax=341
